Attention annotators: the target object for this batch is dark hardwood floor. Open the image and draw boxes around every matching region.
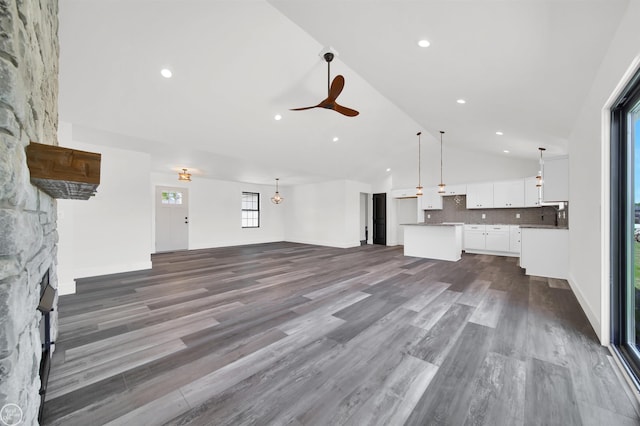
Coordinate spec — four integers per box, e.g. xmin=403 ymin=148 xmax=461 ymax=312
xmin=44 ymin=242 xmax=640 ymax=425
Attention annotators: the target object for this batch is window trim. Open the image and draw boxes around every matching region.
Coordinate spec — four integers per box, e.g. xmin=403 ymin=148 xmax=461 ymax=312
xmin=611 ymin=66 xmax=640 ymax=387
xmin=241 ymin=191 xmax=260 ymax=228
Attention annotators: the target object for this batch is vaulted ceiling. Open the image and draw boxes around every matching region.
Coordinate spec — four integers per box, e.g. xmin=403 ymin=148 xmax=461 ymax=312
xmin=58 ymin=0 xmax=629 ymax=185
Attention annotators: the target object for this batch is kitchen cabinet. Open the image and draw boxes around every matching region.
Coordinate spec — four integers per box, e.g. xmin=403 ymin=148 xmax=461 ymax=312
xmin=543 ymin=157 xmax=569 ymax=201
xmin=493 ymin=179 xmax=524 ymax=208
xmin=421 ymin=187 xmax=443 ymax=210
xmin=440 ymin=184 xmax=467 ymax=196
xmin=466 ymin=183 xmax=493 ymax=209
xmin=485 ymin=225 xmax=510 ymax=252
xmin=509 ymin=225 xmax=521 ymax=253
xmin=463 ymin=225 xmax=486 ymax=250
xmin=391 ymin=188 xmax=417 ymax=198
xmin=524 ymin=176 xmax=541 ymax=207
xmin=464 ymin=224 xmax=514 ymax=255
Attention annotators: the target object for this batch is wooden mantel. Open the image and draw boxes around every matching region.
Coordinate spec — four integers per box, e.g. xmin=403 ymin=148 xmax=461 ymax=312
xmin=26 ymin=142 xmax=101 ymax=200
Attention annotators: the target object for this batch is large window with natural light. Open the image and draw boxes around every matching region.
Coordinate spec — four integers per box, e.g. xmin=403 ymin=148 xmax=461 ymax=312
xmin=611 ymin=67 xmax=640 ymax=385
xmin=242 ymin=192 xmax=260 ymax=228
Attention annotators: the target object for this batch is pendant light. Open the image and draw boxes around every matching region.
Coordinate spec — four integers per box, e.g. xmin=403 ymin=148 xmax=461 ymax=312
xmin=271 ymin=178 xmax=284 ymax=204
xmin=178 ymin=168 xmax=191 ymax=182
xmin=536 ymin=147 xmax=546 ymax=204
xmin=416 ymin=132 xmax=423 ymax=196
xmin=438 ymin=131 xmax=446 ymax=194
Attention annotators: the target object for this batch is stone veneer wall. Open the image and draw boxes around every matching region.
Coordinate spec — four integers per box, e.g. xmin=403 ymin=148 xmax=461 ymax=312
xmin=0 ymin=0 xmax=59 ymax=425
xmin=422 ymin=195 xmax=569 ymax=228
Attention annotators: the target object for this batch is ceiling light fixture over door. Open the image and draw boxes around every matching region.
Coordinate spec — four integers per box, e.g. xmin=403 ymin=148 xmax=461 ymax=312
xmin=178 ymin=168 xmax=191 ymax=182
xmin=438 ymin=131 xmax=446 ymax=194
xmin=271 ymin=178 xmax=284 ymax=204
xmin=416 ymin=132 xmax=423 ymax=196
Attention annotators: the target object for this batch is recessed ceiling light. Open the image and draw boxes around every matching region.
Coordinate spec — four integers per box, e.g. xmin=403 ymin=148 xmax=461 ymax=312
xmin=496 ymin=131 xmax=504 ymax=136
xmin=386 ymin=168 xmax=391 ymax=172
xmin=457 ymin=99 xmax=466 ymax=104
xmin=160 ymin=68 xmax=172 ymax=78
xmin=418 ymin=39 xmax=430 ymax=48
xmin=274 ymin=114 xmax=282 ymax=121
xmin=503 ymin=150 xmax=510 ymax=153
xmin=333 ymin=137 xmax=339 ymax=142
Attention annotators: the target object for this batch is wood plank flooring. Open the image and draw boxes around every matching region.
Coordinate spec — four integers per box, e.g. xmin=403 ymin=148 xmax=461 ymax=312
xmin=44 ymin=242 xmax=640 ymax=425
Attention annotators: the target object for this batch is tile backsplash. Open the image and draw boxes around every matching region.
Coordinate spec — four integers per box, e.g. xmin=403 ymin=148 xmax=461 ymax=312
xmin=422 ymin=195 xmax=569 ymax=227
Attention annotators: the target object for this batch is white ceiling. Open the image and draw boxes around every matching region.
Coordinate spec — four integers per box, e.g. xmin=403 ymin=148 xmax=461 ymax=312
xmin=58 ymin=0 xmax=629 ymax=186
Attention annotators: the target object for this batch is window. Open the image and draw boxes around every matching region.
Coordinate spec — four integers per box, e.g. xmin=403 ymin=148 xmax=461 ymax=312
xmin=161 ymin=191 xmax=183 ymax=205
xmin=611 ymin=66 xmax=640 ymax=386
xmin=242 ymin=192 xmax=260 ymax=228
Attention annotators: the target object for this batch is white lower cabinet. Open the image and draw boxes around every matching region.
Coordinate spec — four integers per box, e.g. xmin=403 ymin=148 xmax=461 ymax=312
xmin=464 ymin=224 xmax=518 ymax=256
xmin=464 ymin=225 xmax=486 ymax=250
xmin=509 ymin=225 xmax=521 ymax=253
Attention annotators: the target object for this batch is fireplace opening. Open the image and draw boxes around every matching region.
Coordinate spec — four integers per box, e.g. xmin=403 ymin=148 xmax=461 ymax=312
xmin=37 ymin=270 xmax=56 ymax=424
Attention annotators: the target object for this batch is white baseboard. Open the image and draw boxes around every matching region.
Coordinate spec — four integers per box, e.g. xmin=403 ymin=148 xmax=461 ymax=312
xmin=284 ymin=238 xmax=360 ymax=249
xmin=567 ymin=273 xmax=602 ymax=343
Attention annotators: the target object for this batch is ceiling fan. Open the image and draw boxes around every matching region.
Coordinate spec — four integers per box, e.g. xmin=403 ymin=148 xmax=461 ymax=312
xmin=290 ymin=52 xmax=359 ymax=117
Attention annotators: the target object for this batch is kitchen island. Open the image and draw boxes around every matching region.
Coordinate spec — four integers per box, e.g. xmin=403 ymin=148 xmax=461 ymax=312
xmin=402 ymin=223 xmax=463 ymax=262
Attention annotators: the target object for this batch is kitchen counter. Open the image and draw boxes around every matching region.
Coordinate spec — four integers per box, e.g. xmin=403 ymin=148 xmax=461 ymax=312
xmin=402 ymin=223 xmax=462 ymax=261
xmin=401 ymin=223 xmax=462 ymax=227
xmin=519 ymin=224 xmax=568 ymax=230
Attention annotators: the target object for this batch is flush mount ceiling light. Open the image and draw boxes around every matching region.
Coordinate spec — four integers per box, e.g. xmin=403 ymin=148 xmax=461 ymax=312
xmin=333 ymin=137 xmax=339 ymax=142
xmin=416 ymin=132 xmax=423 ymax=196
xmin=418 ymin=39 xmax=431 ymax=48
xmin=161 ymin=68 xmax=173 ymax=78
xmin=178 ymin=168 xmax=191 ymax=182
xmin=496 ymin=131 xmax=504 ymax=136
xmin=274 ymin=114 xmax=282 ymax=121
xmin=271 ymin=178 xmax=284 ymax=204
xmin=438 ymin=131 xmax=446 ymax=194
xmin=503 ymin=150 xmax=510 ymax=153
xmin=456 ymin=99 xmax=466 ymax=104
xmin=386 ymin=168 xmax=391 ymax=172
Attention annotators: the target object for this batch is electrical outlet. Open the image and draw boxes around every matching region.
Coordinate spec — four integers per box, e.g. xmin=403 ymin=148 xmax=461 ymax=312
xmin=427 ymin=214 xmax=431 ymax=219
xmin=516 ymin=213 xmax=520 ymax=219
xmin=482 ymin=214 xmax=486 ymax=219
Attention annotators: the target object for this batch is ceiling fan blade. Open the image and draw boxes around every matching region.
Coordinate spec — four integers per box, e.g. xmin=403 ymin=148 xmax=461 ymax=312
xmin=333 ymin=103 xmax=359 ymax=117
xmin=290 ymin=105 xmax=319 ymax=111
xmin=328 ymin=75 xmax=345 ymax=100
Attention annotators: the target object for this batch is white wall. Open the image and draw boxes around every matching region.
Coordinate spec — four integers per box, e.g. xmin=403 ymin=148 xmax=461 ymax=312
xmin=57 ymin=126 xmax=153 ymax=294
xmin=150 ymin=172 xmax=285 ymax=250
xmin=284 ymin=179 xmax=372 ymax=248
xmin=396 ymin=198 xmax=419 ymax=245
xmin=567 ymin=0 xmax=640 ymax=343
xmin=389 ymin=144 xmax=538 ymax=190
xmin=359 ymin=193 xmax=367 ymax=241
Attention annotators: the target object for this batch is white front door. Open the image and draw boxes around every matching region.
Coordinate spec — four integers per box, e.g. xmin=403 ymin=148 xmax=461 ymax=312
xmin=155 ymin=186 xmax=189 ymax=252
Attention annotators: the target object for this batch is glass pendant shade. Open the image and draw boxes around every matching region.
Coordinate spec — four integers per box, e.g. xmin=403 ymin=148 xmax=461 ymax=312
xmin=178 ymin=168 xmax=191 ymax=182
xmin=271 ymin=178 xmax=284 ymax=204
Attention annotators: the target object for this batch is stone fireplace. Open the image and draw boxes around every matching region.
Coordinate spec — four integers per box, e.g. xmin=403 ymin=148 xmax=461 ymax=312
xmin=0 ymin=1 xmax=60 ymax=425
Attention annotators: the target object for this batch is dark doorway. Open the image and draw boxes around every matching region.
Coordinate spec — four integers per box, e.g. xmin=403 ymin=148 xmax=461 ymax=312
xmin=373 ymin=193 xmax=387 ymax=245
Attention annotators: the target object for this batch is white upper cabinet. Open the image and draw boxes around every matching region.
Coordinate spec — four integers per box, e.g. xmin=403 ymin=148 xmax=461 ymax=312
xmin=440 ymin=184 xmax=467 ymax=196
xmin=421 ymin=186 xmax=443 ymax=210
xmin=493 ymin=179 xmax=525 ymax=208
xmin=524 ymin=176 xmax=541 ymax=207
xmin=466 ymin=183 xmax=493 ymax=209
xmin=543 ymin=157 xmax=569 ymax=201
xmin=390 ymin=188 xmax=417 ymax=198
